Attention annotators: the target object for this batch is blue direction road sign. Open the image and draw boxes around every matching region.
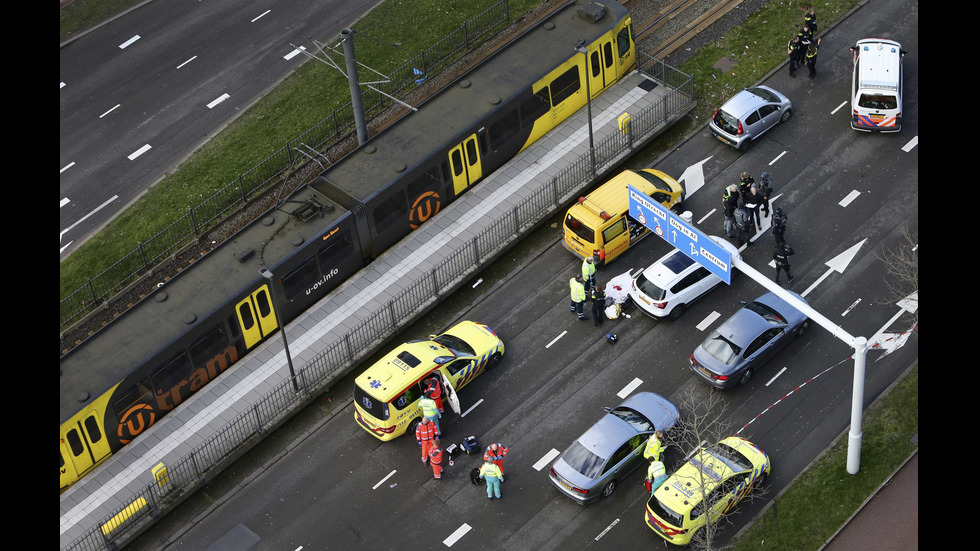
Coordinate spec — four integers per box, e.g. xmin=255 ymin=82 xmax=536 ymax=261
xmin=628 ymin=183 xmax=734 ymax=284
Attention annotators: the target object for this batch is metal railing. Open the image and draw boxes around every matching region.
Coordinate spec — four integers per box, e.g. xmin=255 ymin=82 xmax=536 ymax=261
xmin=63 ymin=60 xmax=694 ymax=551
xmin=59 ymin=0 xmax=512 ymax=331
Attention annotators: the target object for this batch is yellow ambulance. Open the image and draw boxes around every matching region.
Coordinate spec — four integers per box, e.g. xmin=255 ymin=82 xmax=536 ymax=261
xmin=562 ymin=168 xmax=683 ymax=266
xmin=353 ymin=320 xmax=504 ymax=440
xmin=644 ymin=436 xmax=770 ymax=545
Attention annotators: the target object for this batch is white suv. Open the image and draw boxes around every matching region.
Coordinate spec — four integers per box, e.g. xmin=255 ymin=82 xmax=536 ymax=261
xmin=628 ymin=236 xmax=740 ymax=321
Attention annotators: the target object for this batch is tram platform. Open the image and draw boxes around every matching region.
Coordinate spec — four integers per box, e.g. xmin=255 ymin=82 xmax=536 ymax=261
xmin=60 ymin=67 xmax=693 ymax=550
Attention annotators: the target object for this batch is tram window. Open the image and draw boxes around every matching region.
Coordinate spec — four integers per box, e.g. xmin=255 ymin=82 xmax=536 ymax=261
xmin=84 ymin=416 xmax=103 ymax=444
xmin=617 ymin=26 xmax=631 ymax=57
xmin=61 ymin=451 xmax=65 ymax=469
xmin=519 ymin=88 xmax=550 ymax=127
xmin=550 ymin=66 xmax=580 ymax=105
xmin=150 ymin=354 xmax=192 ymax=397
xmin=255 ymin=287 xmax=272 ymax=318
xmin=67 ymin=429 xmax=84 ymax=456
xmin=373 ymin=192 xmax=407 ymax=229
xmin=488 ymin=110 xmax=519 ymax=149
xmin=408 ymin=167 xmax=442 ymax=198
xmin=112 ymin=381 xmax=153 ymax=419
xmin=238 ymin=302 xmax=255 ymax=330
xmin=317 ymin=228 xmax=354 ymax=269
xmin=465 ymin=139 xmax=478 ymax=165
xmin=450 ymin=149 xmax=464 ymax=177
xmin=590 ymin=50 xmax=601 ymax=78
xmin=190 ymin=326 xmax=230 ymax=366
xmin=282 ymin=257 xmax=318 ymax=301
xmin=603 ymin=42 xmax=614 ymax=68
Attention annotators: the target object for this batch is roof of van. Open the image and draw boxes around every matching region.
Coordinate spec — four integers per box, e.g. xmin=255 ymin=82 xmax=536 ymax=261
xmin=856 ymin=39 xmax=903 ymax=91
xmin=355 ymin=341 xmax=446 ymax=402
xmin=568 ymin=169 xmax=677 ymax=227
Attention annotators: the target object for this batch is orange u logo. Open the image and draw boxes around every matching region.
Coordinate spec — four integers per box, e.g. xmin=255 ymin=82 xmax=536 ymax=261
xmin=409 ymin=191 xmax=441 ymax=229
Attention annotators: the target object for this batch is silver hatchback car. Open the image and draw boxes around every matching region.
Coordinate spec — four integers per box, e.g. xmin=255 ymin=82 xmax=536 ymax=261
xmin=549 ymin=392 xmax=679 ymax=504
xmin=710 ymin=86 xmax=792 ymax=151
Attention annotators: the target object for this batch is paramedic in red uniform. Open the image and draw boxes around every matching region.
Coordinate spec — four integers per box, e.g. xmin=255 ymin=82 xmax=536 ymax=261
xmin=429 ymin=439 xmax=444 ymax=479
xmin=424 ymin=377 xmax=445 ymax=414
xmin=484 ymin=443 xmax=510 ymax=476
xmin=416 ymin=416 xmax=438 ymax=462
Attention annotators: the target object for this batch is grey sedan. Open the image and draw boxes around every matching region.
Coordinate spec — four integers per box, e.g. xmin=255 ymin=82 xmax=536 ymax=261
xmin=548 ymin=392 xmax=680 ymax=504
xmin=690 ymin=291 xmax=810 ymax=389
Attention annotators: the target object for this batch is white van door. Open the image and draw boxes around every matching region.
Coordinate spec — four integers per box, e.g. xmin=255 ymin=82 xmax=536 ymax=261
xmin=440 ymin=371 xmax=461 ymax=415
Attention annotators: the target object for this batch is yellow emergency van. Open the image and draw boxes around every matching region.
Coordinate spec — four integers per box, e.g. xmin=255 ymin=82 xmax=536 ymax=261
xmin=352 ymin=320 xmax=504 ymax=441
xmin=644 ymin=436 xmax=770 ymax=545
xmin=562 ymin=168 xmax=683 ymax=266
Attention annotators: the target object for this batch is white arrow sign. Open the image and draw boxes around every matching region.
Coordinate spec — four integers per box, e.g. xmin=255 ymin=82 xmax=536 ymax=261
xmin=676 ymin=156 xmax=713 ymax=197
xmin=801 ymin=239 xmax=867 ymax=298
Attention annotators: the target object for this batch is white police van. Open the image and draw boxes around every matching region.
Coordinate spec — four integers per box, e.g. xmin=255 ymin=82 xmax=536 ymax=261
xmin=849 ymin=38 xmax=906 ymax=132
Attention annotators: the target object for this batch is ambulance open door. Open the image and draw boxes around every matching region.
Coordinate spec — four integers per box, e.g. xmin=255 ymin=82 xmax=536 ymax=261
xmin=440 ymin=371 xmax=461 ymax=415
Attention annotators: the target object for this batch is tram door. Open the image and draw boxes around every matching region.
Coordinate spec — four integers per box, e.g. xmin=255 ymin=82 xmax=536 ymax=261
xmin=448 ymin=133 xmax=483 ymax=196
xmin=235 ymin=284 xmax=278 ymax=349
xmin=587 ymin=38 xmax=617 ymax=97
xmin=60 ymin=407 xmax=112 ymax=487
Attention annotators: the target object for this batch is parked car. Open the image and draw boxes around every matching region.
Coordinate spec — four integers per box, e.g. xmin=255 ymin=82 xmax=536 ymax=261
xmin=549 ymin=392 xmax=680 ymax=504
xmin=645 ymin=436 xmax=771 ymax=545
xmin=690 ymin=291 xmax=809 ymax=388
xmin=709 ymin=86 xmax=792 ymax=151
xmin=628 ymin=236 xmax=740 ymax=321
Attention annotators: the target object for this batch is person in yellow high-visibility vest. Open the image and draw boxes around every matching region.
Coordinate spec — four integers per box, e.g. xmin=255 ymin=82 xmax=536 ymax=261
xmin=645 ymin=459 xmax=667 ymax=494
xmin=419 ymin=391 xmax=441 ymax=433
xmin=479 ymin=460 xmax=504 ymax=499
xmin=581 ymin=257 xmax=597 ymax=295
xmin=643 ymin=430 xmax=665 ymax=462
xmin=569 ymin=275 xmax=587 ymax=321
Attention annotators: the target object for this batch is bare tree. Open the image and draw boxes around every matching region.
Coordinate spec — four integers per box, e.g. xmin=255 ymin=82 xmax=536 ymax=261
xmin=653 ymin=383 xmax=769 ymax=551
xmin=875 ymin=223 xmax=918 ymax=326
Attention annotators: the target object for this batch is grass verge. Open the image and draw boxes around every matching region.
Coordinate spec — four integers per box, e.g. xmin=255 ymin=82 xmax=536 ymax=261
xmin=732 ymin=363 xmax=918 ymax=550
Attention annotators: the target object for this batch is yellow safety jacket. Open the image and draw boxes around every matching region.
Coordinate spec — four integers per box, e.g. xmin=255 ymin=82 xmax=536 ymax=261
xmin=419 ymin=398 xmax=439 ymax=418
xmin=480 ymin=463 xmax=503 ymax=480
xmin=643 ymin=434 xmax=665 ymax=461
xmin=570 ymin=278 xmax=586 ymax=302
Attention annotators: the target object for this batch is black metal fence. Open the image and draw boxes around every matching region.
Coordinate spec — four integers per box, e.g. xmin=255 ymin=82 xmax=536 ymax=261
xmin=63 ymin=61 xmax=694 ymax=551
xmin=59 ymin=0 xmax=512 ymax=331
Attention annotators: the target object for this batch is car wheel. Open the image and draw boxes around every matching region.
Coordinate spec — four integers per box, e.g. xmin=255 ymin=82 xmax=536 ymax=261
xmin=408 ymin=417 xmax=422 ymax=435
xmin=600 ymin=480 xmax=617 ymax=498
xmin=668 ymin=304 xmax=686 ymax=321
xmin=738 ymin=368 xmax=754 ymax=386
xmin=781 ymin=108 xmax=793 ymax=123
xmin=486 ymin=352 xmax=502 ymax=370
xmin=796 ymin=320 xmax=810 ymax=337
xmin=738 ymin=138 xmax=753 ymax=152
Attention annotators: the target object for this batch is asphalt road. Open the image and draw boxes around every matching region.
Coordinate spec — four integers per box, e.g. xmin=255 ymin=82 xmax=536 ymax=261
xmin=124 ymin=0 xmax=918 ymax=549
xmin=59 ymin=0 xmax=379 ymax=258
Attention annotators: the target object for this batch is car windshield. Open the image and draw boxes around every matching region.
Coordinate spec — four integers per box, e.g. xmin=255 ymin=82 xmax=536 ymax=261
xmin=746 ymin=87 xmax=780 ymax=103
xmin=713 ymin=109 xmax=739 ymax=134
xmin=709 ymin=442 xmax=753 ymax=472
xmin=608 ymin=407 xmax=654 ymax=432
xmin=635 ymin=272 xmax=666 ymax=301
xmin=744 ymin=301 xmax=788 ymax=325
xmin=634 ymin=171 xmax=672 ymax=192
xmin=431 ymin=334 xmax=474 ymax=357
xmin=564 ymin=213 xmax=595 ymax=243
xmin=561 ymin=440 xmax=605 ymax=479
xmin=701 ymin=331 xmax=742 ymax=365
xmin=857 ymin=93 xmax=898 ymax=109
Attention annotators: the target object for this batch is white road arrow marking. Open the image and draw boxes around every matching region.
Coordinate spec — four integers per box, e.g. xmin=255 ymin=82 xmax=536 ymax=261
xmin=869 ymin=291 xmax=917 ymax=359
xmin=801 ymin=239 xmax=866 ymax=298
xmin=676 ymin=156 xmax=712 ymax=197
